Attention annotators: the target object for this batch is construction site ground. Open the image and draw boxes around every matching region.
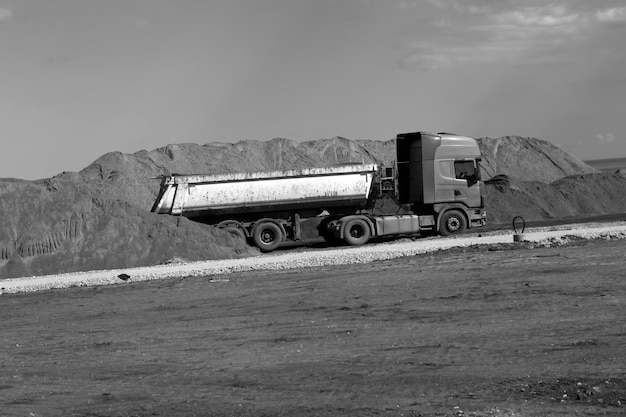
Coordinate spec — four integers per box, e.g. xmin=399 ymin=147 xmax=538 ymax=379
xmin=2 ymin=236 xmax=625 ymax=417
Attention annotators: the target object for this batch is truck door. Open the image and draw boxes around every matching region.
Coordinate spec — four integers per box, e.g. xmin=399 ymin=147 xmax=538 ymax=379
xmin=452 ymin=159 xmax=481 ymax=206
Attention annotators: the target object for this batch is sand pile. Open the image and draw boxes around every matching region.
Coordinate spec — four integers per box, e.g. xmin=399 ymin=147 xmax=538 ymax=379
xmin=479 ymin=136 xmax=598 ymax=182
xmin=484 ymin=172 xmax=626 ymax=224
xmin=0 ymin=172 xmax=255 ymax=279
xmin=1 ymin=135 xmax=625 ymax=279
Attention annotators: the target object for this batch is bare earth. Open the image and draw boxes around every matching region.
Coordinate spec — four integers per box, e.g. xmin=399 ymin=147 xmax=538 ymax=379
xmin=2 ymin=238 xmax=625 ymax=417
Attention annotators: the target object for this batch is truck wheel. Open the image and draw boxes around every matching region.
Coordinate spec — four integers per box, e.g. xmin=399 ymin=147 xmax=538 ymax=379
xmin=439 ymin=210 xmax=467 ymax=236
xmin=343 ymin=218 xmax=371 ymax=246
xmin=252 ymin=222 xmax=283 ymax=252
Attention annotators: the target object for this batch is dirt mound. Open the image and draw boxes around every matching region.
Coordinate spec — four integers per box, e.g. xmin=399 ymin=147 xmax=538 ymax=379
xmin=479 ymin=136 xmax=598 ymax=182
xmin=77 ymin=135 xmax=603 ymax=210
xmin=1 ymin=135 xmax=624 ymax=279
xmin=485 ymin=171 xmax=626 ymax=224
xmin=478 ymin=137 xmax=624 ymax=225
xmin=0 ymin=173 xmax=255 ymax=279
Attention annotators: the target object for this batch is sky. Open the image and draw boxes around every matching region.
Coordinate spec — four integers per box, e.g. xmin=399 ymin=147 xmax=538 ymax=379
xmin=1 ymin=0 xmax=626 ymax=180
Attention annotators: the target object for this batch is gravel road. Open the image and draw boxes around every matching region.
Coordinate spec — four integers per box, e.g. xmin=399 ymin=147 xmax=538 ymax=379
xmin=2 ymin=221 xmax=626 ymax=295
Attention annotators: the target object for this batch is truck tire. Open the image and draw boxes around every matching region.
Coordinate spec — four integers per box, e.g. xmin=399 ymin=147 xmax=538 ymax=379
xmin=343 ymin=218 xmax=371 ymax=246
xmin=252 ymin=221 xmax=283 ymax=252
xmin=439 ymin=210 xmax=467 ymax=236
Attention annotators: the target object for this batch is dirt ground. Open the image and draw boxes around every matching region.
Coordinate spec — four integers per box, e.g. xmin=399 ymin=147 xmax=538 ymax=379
xmin=1 ymin=238 xmax=625 ymax=417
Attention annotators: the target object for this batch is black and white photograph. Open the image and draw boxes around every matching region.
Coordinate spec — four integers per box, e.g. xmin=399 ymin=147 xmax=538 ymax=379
xmin=1 ymin=1 xmax=625 ymax=416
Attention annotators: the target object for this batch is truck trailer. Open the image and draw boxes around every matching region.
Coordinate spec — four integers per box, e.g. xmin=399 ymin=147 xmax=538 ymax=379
xmin=151 ymin=132 xmax=487 ymax=252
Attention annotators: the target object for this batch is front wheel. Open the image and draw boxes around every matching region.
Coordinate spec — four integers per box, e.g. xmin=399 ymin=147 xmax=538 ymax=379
xmin=342 ymin=218 xmax=371 ymax=246
xmin=439 ymin=210 xmax=467 ymax=236
xmin=252 ymin=221 xmax=283 ymax=252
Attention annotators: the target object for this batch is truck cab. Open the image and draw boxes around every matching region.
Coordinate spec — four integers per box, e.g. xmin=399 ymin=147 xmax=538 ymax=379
xmin=396 ymin=132 xmax=486 ymax=235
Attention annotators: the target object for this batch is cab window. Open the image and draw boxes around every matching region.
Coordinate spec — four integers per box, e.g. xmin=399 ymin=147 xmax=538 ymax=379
xmin=454 ymin=160 xmax=476 ymax=180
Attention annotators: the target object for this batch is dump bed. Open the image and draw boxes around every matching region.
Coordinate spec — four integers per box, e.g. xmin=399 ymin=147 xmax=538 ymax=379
xmin=151 ymin=164 xmax=378 ymax=218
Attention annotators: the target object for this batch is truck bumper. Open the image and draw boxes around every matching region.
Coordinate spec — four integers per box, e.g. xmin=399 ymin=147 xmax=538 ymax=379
xmin=470 ymin=209 xmax=487 ymax=227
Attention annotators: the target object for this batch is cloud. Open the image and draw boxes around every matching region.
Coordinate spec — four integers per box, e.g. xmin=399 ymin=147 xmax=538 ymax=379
xmin=595 ymin=6 xmax=626 ymax=24
xmin=493 ymin=5 xmax=580 ymax=27
xmin=399 ymin=3 xmax=599 ymax=70
xmin=0 ymin=8 xmax=12 ymax=22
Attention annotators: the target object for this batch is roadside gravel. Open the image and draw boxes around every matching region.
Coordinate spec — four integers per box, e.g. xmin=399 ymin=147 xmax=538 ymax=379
xmin=2 ymin=221 xmax=626 ymax=295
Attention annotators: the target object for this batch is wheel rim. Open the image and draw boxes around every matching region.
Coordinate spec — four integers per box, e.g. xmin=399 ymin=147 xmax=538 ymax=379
xmin=252 ymin=221 xmax=283 ymax=252
xmin=447 ymin=216 xmax=461 ymax=232
xmin=260 ymin=229 xmax=275 ymax=244
xmin=350 ymin=225 xmax=364 ymax=239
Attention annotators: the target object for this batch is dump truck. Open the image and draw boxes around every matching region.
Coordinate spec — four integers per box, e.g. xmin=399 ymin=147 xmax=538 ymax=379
xmin=151 ymin=131 xmax=486 ymax=251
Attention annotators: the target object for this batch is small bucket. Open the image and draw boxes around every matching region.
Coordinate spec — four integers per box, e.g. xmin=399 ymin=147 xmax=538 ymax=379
xmin=512 ymin=216 xmax=525 ymax=242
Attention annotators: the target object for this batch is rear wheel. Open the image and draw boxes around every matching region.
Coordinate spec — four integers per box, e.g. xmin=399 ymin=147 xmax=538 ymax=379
xmin=252 ymin=221 xmax=283 ymax=252
xmin=439 ymin=210 xmax=467 ymax=236
xmin=342 ymin=218 xmax=371 ymax=246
